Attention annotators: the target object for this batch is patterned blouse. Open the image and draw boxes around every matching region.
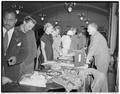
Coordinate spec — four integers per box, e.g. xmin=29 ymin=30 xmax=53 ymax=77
xmin=52 ymin=35 xmax=62 ymax=59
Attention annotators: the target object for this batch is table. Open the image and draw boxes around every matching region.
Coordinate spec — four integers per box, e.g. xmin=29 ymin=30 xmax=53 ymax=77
xmin=2 ymin=51 xmax=91 ymax=92
xmin=2 ymin=74 xmax=91 ymax=92
xmin=2 ymin=82 xmax=65 ymax=92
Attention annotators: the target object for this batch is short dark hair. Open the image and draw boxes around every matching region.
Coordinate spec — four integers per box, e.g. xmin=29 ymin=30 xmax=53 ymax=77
xmin=54 ymin=25 xmax=61 ymax=30
xmin=24 ymin=16 xmax=37 ymax=25
xmin=3 ymin=9 xmax=17 ymax=18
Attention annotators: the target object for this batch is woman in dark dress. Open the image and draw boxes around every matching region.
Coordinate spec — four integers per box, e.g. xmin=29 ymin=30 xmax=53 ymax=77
xmin=40 ymin=23 xmax=54 ymax=62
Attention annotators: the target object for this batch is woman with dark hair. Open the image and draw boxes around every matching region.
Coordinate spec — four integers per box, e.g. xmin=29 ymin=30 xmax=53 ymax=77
xmin=40 ymin=23 xmax=54 ymax=62
xmin=20 ymin=16 xmax=38 ymax=75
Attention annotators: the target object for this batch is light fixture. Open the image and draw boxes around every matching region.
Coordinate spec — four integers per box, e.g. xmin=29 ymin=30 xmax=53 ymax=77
xmin=84 ymin=10 xmax=90 ymax=25
xmin=53 ymin=19 xmax=60 ymax=25
xmin=78 ymin=12 xmax=85 ymax=21
xmin=39 ymin=4 xmax=46 ymax=21
xmin=11 ymin=4 xmax=23 ymax=14
xmin=86 ymin=20 xmax=89 ymax=24
xmin=41 ymin=16 xmax=45 ymax=21
xmin=39 ymin=14 xmax=46 ymax=21
xmin=80 ymin=16 xmax=84 ymax=20
xmin=65 ymin=2 xmax=76 ymax=13
xmin=55 ymin=21 xmax=58 ymax=25
xmin=16 ymin=10 xmax=19 ymax=14
xmin=68 ymin=6 xmax=72 ymax=12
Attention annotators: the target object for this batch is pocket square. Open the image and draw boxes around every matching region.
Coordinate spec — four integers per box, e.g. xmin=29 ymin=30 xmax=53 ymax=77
xmin=17 ymin=42 xmax=21 ymax=46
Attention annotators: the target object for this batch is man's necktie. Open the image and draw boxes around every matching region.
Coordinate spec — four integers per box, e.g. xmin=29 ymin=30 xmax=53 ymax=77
xmin=4 ymin=31 xmax=8 ymax=54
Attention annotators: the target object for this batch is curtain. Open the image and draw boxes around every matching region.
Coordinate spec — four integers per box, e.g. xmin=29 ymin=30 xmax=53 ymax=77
xmin=110 ymin=3 xmax=118 ymax=55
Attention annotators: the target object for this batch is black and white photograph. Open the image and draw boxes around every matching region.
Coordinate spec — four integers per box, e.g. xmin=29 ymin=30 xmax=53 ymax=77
xmin=1 ymin=1 xmax=119 ymax=93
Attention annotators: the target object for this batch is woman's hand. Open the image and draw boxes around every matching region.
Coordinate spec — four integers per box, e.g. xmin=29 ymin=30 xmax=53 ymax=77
xmin=86 ymin=56 xmax=93 ymax=64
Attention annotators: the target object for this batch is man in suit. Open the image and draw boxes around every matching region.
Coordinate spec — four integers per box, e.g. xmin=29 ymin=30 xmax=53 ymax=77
xmin=2 ymin=9 xmax=28 ymax=84
xmin=86 ymin=23 xmax=110 ymax=75
xmin=20 ymin=16 xmax=39 ymax=75
xmin=86 ymin=23 xmax=110 ymax=91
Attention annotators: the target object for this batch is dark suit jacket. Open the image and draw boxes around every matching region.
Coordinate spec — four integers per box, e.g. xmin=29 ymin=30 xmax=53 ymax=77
xmin=2 ymin=27 xmax=28 ymax=81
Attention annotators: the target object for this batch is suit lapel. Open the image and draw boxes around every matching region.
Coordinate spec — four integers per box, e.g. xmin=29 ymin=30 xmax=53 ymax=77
xmin=2 ymin=34 xmax=5 ymax=56
xmin=6 ymin=28 xmax=19 ymax=54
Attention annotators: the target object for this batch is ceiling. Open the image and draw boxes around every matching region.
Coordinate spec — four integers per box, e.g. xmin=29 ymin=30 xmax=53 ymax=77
xmin=3 ymin=1 xmax=111 ymax=16
xmin=2 ymin=1 xmax=114 ymax=26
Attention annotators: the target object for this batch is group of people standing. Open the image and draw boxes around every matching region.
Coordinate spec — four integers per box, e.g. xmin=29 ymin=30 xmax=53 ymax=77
xmin=41 ymin=23 xmax=87 ymax=59
xmin=2 ymin=9 xmax=39 ymax=84
xmin=2 ymin=9 xmax=111 ymax=92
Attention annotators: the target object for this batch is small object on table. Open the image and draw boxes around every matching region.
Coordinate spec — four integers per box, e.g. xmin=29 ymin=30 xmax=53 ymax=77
xmin=73 ymin=49 xmax=86 ymax=67
xmin=42 ymin=61 xmax=61 ymax=70
xmin=58 ymin=56 xmax=73 ymax=61
xmin=19 ymin=71 xmax=47 ymax=87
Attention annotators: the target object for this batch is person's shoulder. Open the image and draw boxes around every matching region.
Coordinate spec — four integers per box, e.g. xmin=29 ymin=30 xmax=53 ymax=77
xmin=41 ymin=33 xmax=46 ymax=41
xmin=97 ymin=31 xmax=106 ymax=40
xmin=26 ymin=30 xmax=34 ymax=35
xmin=58 ymin=35 xmax=61 ymax=38
xmin=14 ymin=26 xmax=26 ymax=37
xmin=94 ymin=31 xmax=100 ymax=38
xmin=62 ymin=35 xmax=68 ymax=38
xmin=72 ymin=35 xmax=77 ymax=39
xmin=62 ymin=35 xmax=70 ymax=41
xmin=15 ymin=27 xmax=23 ymax=33
xmin=41 ymin=33 xmax=45 ymax=38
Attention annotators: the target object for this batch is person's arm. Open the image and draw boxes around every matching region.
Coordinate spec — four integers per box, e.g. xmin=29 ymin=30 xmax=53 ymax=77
xmin=8 ymin=33 xmax=28 ymax=66
xmin=86 ymin=37 xmax=98 ymax=64
xmin=83 ymin=35 xmax=87 ymax=47
xmin=16 ymin=33 xmax=28 ymax=64
xmin=41 ymin=41 xmax=47 ymax=62
xmin=32 ymin=31 xmax=38 ymax=58
xmin=86 ymin=49 xmax=94 ymax=64
xmin=22 ymin=31 xmax=37 ymax=65
xmin=37 ymin=46 xmax=41 ymax=58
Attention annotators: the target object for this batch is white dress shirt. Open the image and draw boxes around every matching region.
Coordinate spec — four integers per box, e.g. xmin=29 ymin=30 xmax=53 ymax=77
xmin=61 ymin=35 xmax=71 ymax=56
xmin=3 ymin=27 xmax=14 ymax=48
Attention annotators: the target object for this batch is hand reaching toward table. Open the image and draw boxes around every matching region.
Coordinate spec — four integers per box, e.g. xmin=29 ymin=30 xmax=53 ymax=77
xmin=8 ymin=56 xmax=16 ymax=66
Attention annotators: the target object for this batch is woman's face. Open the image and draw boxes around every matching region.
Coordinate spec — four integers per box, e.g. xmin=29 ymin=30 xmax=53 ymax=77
xmin=24 ymin=21 xmax=35 ymax=32
xmin=52 ymin=28 xmax=60 ymax=37
xmin=72 ymin=29 xmax=77 ymax=35
xmin=46 ymin=25 xmax=54 ymax=34
xmin=56 ymin=29 xmax=60 ymax=35
xmin=51 ymin=30 xmax=56 ymax=37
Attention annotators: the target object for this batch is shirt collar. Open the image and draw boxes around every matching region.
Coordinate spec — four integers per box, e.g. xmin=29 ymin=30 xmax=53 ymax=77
xmin=3 ymin=27 xmax=15 ymax=36
xmin=3 ymin=27 xmax=7 ymax=33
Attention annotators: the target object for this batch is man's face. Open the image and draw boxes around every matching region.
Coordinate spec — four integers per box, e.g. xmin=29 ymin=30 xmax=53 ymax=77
xmin=87 ymin=25 xmax=95 ymax=35
xmin=3 ymin=12 xmax=17 ymax=30
xmin=24 ymin=21 xmax=35 ymax=33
